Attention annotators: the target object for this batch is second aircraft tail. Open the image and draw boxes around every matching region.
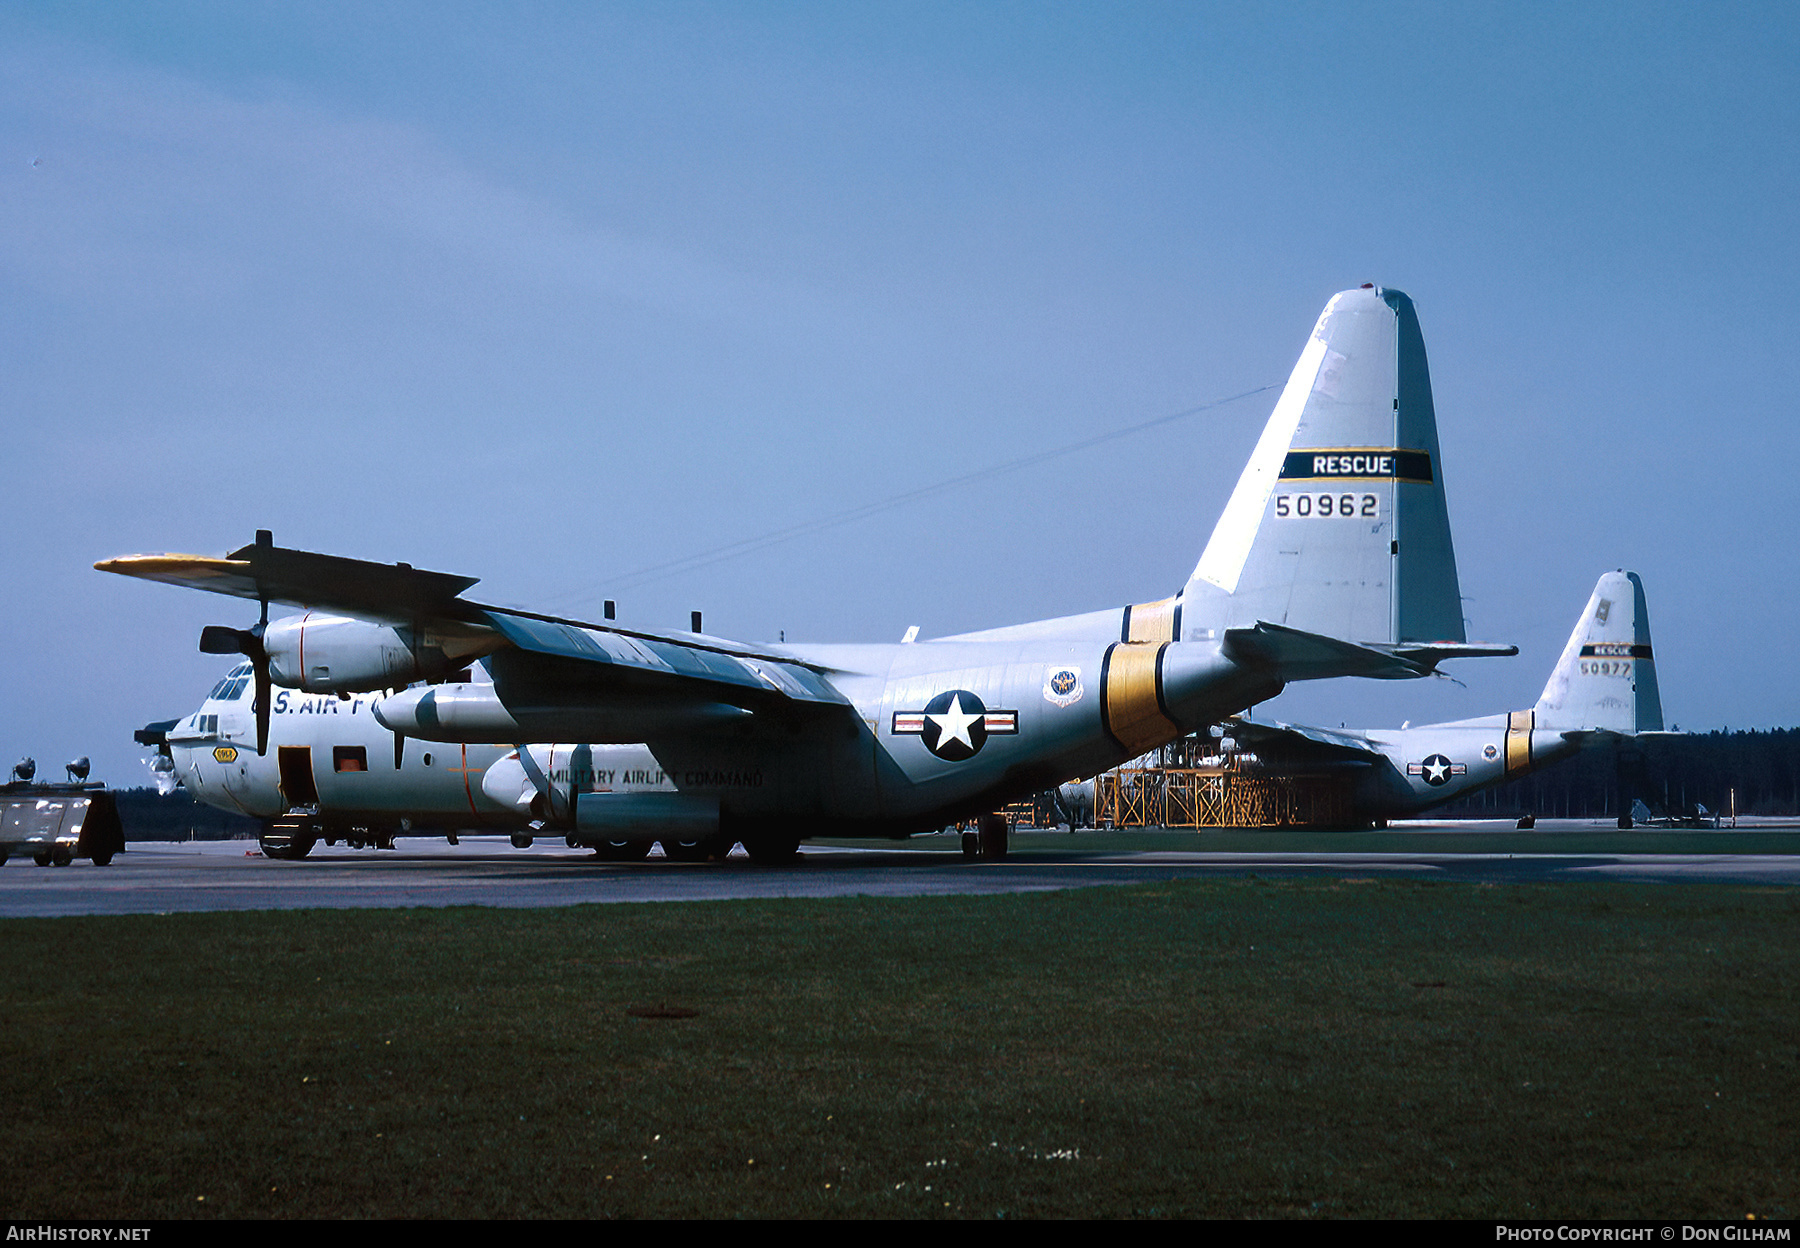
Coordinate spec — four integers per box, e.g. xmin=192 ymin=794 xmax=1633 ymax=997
xmin=1533 ymin=571 xmax=1664 ymax=733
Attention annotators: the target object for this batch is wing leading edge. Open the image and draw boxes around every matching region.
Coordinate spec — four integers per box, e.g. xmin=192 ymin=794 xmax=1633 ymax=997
xmin=97 ymin=533 xmax=853 ymax=717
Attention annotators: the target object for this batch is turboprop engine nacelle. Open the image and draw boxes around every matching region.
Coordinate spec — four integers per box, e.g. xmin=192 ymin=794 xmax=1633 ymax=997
xmin=481 ymin=747 xmax=716 ymax=838
xmin=263 ymin=613 xmax=463 ymax=694
xmin=376 ymin=681 xmax=753 ymax=743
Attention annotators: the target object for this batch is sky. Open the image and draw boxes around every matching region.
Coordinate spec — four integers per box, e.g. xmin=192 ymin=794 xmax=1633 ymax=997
xmin=3 ymin=1 xmax=1797 ymax=787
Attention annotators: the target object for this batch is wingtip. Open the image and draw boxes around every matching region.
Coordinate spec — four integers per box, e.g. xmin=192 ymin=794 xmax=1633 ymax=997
xmin=93 ymin=552 xmax=253 ymax=580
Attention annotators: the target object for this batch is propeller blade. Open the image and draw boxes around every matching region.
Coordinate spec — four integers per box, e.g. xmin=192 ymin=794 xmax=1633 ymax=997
xmin=197 ymin=624 xmax=268 ymax=661
xmin=199 ymin=625 xmax=247 ymax=655
xmin=254 ymin=662 xmax=271 ymax=756
xmin=251 ymin=599 xmax=271 ymax=756
xmin=193 ymin=548 xmax=277 ymax=756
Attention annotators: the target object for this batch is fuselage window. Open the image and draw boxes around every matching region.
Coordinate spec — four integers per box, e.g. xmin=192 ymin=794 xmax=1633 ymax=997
xmin=333 ymin=746 xmax=368 ymax=773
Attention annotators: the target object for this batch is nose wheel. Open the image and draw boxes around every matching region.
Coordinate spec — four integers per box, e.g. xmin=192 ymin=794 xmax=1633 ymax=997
xmin=259 ymin=815 xmax=319 ymax=860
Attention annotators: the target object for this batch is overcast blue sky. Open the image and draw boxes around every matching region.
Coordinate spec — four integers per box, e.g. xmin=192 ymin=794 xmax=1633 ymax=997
xmin=4 ymin=2 xmax=1797 ymax=785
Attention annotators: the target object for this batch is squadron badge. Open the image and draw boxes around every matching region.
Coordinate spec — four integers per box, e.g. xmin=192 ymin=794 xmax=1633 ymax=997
xmin=1043 ymin=666 xmax=1084 ymax=708
xmin=893 ymin=690 xmax=1018 ymax=762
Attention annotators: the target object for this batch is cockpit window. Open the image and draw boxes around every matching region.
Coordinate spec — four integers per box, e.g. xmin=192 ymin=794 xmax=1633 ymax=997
xmin=207 ymin=662 xmax=255 ymax=703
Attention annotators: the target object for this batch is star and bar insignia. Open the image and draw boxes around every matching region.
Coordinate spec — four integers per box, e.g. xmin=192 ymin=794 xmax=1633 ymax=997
xmin=893 ymin=689 xmax=1018 ymax=762
xmin=1407 ymin=753 xmax=1467 ymax=787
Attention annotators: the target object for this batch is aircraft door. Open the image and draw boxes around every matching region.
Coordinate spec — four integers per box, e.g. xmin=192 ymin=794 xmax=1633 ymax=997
xmin=278 ymin=746 xmax=321 ymax=810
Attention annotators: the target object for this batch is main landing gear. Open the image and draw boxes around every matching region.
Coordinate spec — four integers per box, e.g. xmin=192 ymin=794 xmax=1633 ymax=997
xmin=958 ymin=813 xmax=1010 ymax=861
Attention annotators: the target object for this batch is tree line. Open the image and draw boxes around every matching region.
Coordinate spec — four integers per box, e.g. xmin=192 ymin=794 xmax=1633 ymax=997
xmin=1435 ymin=728 xmax=1800 ymax=819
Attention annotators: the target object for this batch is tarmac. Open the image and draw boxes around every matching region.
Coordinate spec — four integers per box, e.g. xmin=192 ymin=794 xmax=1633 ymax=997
xmin=4 ymin=819 xmax=1799 ymax=918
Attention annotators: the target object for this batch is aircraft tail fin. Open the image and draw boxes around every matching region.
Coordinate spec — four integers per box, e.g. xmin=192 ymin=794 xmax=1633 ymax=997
xmin=1533 ymin=571 xmax=1664 ymax=732
xmin=1182 ymin=286 xmax=1466 ymax=647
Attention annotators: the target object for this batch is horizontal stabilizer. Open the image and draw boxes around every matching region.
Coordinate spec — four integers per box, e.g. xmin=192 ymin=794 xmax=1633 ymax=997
xmin=1226 ymin=716 xmax=1383 ymax=757
xmin=1221 ymin=620 xmax=1431 ymax=682
xmin=1379 ymin=640 xmax=1519 ymax=672
xmin=1557 ymin=728 xmax=1625 ymax=747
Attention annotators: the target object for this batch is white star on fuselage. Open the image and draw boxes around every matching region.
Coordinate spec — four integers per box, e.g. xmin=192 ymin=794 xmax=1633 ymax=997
xmin=928 ymin=694 xmax=981 ymax=752
xmin=1423 ymin=757 xmax=1450 ymax=784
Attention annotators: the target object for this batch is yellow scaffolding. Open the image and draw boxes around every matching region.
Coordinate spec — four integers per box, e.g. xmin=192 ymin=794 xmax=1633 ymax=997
xmin=1096 ymin=748 xmax=1360 ymax=829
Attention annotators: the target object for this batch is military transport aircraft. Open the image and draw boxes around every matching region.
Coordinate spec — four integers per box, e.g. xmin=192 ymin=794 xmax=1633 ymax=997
xmin=1222 ymin=570 xmax=1663 ymax=826
xmin=103 ymin=285 xmax=1513 ymax=863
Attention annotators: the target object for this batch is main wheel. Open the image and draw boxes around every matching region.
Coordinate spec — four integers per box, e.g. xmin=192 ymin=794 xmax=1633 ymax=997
xmin=960 ymin=831 xmax=979 ymax=860
xmin=91 ymin=851 xmax=114 ymax=866
xmin=593 ymin=839 xmax=654 ymax=861
xmin=742 ymin=834 xmax=801 ymax=865
xmin=978 ymin=813 xmax=1009 ymax=861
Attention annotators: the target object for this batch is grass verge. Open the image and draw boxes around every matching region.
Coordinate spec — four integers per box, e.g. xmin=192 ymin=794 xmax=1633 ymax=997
xmin=3 ymin=879 xmax=1795 ymax=1218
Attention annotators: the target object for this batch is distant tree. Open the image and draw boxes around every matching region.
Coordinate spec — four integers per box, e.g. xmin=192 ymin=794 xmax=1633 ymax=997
xmin=1435 ymin=729 xmax=1800 ymax=818
xmin=111 ymin=788 xmax=262 ymax=841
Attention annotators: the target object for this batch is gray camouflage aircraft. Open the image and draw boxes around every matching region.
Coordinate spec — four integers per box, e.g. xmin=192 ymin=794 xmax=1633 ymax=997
xmin=104 ymin=285 xmax=1512 ymax=863
xmin=1223 ymin=570 xmax=1663 ymax=825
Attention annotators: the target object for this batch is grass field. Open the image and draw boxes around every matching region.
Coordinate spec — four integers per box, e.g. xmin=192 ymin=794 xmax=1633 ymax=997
xmin=3 ymin=878 xmax=1795 ymax=1219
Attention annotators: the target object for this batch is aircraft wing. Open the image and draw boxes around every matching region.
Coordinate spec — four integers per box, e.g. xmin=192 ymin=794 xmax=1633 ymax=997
xmin=482 ymin=610 xmax=850 ymax=708
xmin=95 ymin=541 xmax=482 ymax=624
xmin=97 ymin=535 xmax=853 ymax=713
